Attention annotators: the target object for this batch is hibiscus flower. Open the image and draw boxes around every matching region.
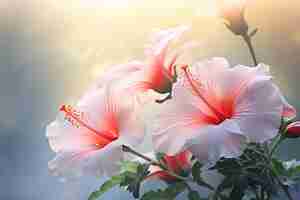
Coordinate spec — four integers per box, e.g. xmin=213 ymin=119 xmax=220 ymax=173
xmin=151 ymin=57 xmax=296 ymax=163
xmin=218 ymin=0 xmax=248 ymax=36
xmin=147 ymin=150 xmax=192 ymax=183
xmin=46 ymin=86 xmax=144 ymax=179
xmin=88 ymin=26 xmax=190 ymax=103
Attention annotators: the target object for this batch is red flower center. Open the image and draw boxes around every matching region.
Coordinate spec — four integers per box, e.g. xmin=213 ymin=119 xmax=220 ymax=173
xmin=182 ymin=66 xmax=234 ymax=125
xmin=60 ymin=105 xmax=119 ymax=148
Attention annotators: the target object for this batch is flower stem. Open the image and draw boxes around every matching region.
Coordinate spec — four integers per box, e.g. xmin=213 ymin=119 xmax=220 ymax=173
xmin=122 ymin=145 xmax=188 ymax=182
xmin=122 ymin=145 xmax=153 ymax=163
xmin=267 ymin=136 xmax=293 ymax=200
xmin=270 ymin=135 xmax=285 ymax=157
xmin=272 ymin=169 xmax=294 ymax=200
xmin=122 ymin=145 xmax=227 ymax=199
xmin=242 ymin=34 xmax=258 ymax=66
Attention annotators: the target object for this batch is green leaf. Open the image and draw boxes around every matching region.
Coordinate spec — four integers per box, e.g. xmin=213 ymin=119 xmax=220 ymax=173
xmin=229 ymin=178 xmax=248 ymax=200
xmin=192 ymin=161 xmax=202 ymax=184
xmin=119 ymin=171 xmax=136 ymax=187
xmin=121 ymin=163 xmax=151 ymax=198
xmin=88 ymin=175 xmax=124 ymax=200
xmin=141 ymin=190 xmax=166 ymax=200
xmin=120 ymin=161 xmax=140 ymax=173
xmin=218 ymin=176 xmax=237 ymax=191
xmin=211 ymin=158 xmax=241 ymax=176
xmin=155 ymin=152 xmax=166 ymax=162
xmin=141 ymin=182 xmax=187 ymax=200
xmin=284 ymin=159 xmax=300 ymax=177
xmin=188 ymin=191 xmax=202 ymax=200
xmin=272 ymin=158 xmax=287 ymax=176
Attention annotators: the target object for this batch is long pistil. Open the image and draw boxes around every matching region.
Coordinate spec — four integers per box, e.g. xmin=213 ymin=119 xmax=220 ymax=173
xmin=182 ymin=66 xmax=227 ymax=123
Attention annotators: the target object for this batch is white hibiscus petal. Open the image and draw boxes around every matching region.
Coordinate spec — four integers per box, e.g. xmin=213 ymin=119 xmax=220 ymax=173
xmin=234 ymin=77 xmax=283 ymax=142
xmin=187 ymin=119 xmax=245 ymax=164
xmin=48 ymin=140 xmax=124 ymax=179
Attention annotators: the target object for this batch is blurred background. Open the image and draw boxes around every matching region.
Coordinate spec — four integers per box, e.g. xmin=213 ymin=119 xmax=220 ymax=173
xmin=1 ymin=0 xmax=300 ymax=199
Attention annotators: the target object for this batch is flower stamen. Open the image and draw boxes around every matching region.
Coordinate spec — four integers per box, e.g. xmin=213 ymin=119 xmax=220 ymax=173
xmin=60 ymin=105 xmax=118 ymax=143
xmin=181 ymin=66 xmax=227 ymax=123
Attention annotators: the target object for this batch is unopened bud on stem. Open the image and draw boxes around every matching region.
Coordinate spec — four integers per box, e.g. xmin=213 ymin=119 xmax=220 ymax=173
xmin=285 ymin=121 xmax=300 ymax=138
xmin=219 ymin=0 xmax=249 ymax=36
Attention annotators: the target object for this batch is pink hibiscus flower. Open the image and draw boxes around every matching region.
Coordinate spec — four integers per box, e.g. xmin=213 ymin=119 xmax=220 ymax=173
xmin=46 ymin=86 xmax=144 ymax=178
xmin=147 ymin=150 xmax=192 ymax=183
xmin=151 ymin=57 xmax=296 ymax=163
xmin=89 ymin=26 xmax=190 ymax=103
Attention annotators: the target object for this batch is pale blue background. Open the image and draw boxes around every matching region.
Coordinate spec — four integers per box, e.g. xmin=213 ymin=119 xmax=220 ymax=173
xmin=1 ymin=0 xmax=300 ymax=199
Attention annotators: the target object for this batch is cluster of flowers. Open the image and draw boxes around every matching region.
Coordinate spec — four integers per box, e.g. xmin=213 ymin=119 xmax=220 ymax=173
xmin=46 ymin=1 xmax=300 ymax=199
xmin=46 ymin=24 xmax=298 ymax=181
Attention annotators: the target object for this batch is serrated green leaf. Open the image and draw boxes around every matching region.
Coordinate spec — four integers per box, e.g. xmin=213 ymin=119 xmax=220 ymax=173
xmin=283 ymin=160 xmax=300 ymax=177
xmin=192 ymin=162 xmax=202 ymax=183
xmin=141 ymin=190 xmax=167 ymax=200
xmin=229 ymin=176 xmax=248 ymax=200
xmin=218 ymin=176 xmax=236 ymax=191
xmin=165 ymin=182 xmax=187 ymax=196
xmin=122 ymin=163 xmax=151 ymax=199
xmin=188 ymin=191 xmax=202 ymax=200
xmin=120 ymin=161 xmax=140 ymax=173
xmin=119 ymin=171 xmax=136 ymax=187
xmin=141 ymin=182 xmax=187 ymax=200
xmin=155 ymin=152 xmax=166 ymax=162
xmin=88 ymin=175 xmax=124 ymax=200
xmin=272 ymin=158 xmax=287 ymax=176
xmin=212 ymin=158 xmax=241 ymax=176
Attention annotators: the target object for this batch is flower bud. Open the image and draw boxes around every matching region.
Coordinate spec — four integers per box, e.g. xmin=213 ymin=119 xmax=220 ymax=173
xmin=218 ymin=0 xmax=249 ymax=36
xmin=285 ymin=121 xmax=300 ymax=138
xmin=147 ymin=151 xmax=192 ymax=183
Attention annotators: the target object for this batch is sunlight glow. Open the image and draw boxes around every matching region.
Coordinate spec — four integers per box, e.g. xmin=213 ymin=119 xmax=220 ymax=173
xmin=194 ymin=1 xmax=218 ymax=17
xmin=222 ymin=0 xmax=245 ymax=6
xmin=79 ymin=0 xmax=131 ymax=8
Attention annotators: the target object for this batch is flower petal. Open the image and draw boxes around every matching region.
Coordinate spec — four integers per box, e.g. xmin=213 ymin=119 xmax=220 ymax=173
xmin=145 ymin=25 xmax=190 ymax=58
xmin=86 ymin=61 xmax=145 ymax=93
xmin=186 ymin=60 xmax=270 ymax=118
xmin=47 ymin=85 xmax=145 ymax=178
xmin=187 ymin=119 xmax=245 ymax=163
xmin=280 ymin=93 xmax=297 ymax=119
xmin=48 ymin=140 xmax=124 ymax=179
xmin=234 ymin=76 xmax=283 ymax=142
xmin=150 ymin=83 xmax=227 ymax=155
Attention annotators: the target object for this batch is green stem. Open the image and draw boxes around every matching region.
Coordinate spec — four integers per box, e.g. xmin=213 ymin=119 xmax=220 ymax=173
xmin=122 ymin=145 xmax=153 ymax=162
xmin=242 ymin=34 xmax=258 ymax=66
xmin=272 ymin=170 xmax=294 ymax=200
xmin=267 ymin=134 xmax=293 ymax=200
xmin=122 ymin=145 xmax=227 ymax=199
xmin=122 ymin=145 xmax=189 ymax=182
xmin=270 ymin=135 xmax=285 ymax=157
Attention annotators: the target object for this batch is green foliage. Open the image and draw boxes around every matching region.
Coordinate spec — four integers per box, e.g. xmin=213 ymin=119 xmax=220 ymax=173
xmin=191 ymin=161 xmax=209 ymax=188
xmin=121 ymin=163 xmax=151 ymax=198
xmin=188 ymin=191 xmax=203 ymax=200
xmin=191 ymin=161 xmax=202 ymax=183
xmin=141 ymin=182 xmax=187 ymax=200
xmin=89 ymin=144 xmax=300 ymax=200
xmin=272 ymin=158 xmax=300 ymax=186
xmin=88 ymin=161 xmax=150 ymax=200
xmin=155 ymin=152 xmax=166 ymax=162
xmin=120 ymin=161 xmax=140 ymax=173
xmin=283 ymin=160 xmax=300 ymax=177
xmin=212 ymin=143 xmax=278 ymax=199
xmin=88 ymin=174 xmax=125 ymax=200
